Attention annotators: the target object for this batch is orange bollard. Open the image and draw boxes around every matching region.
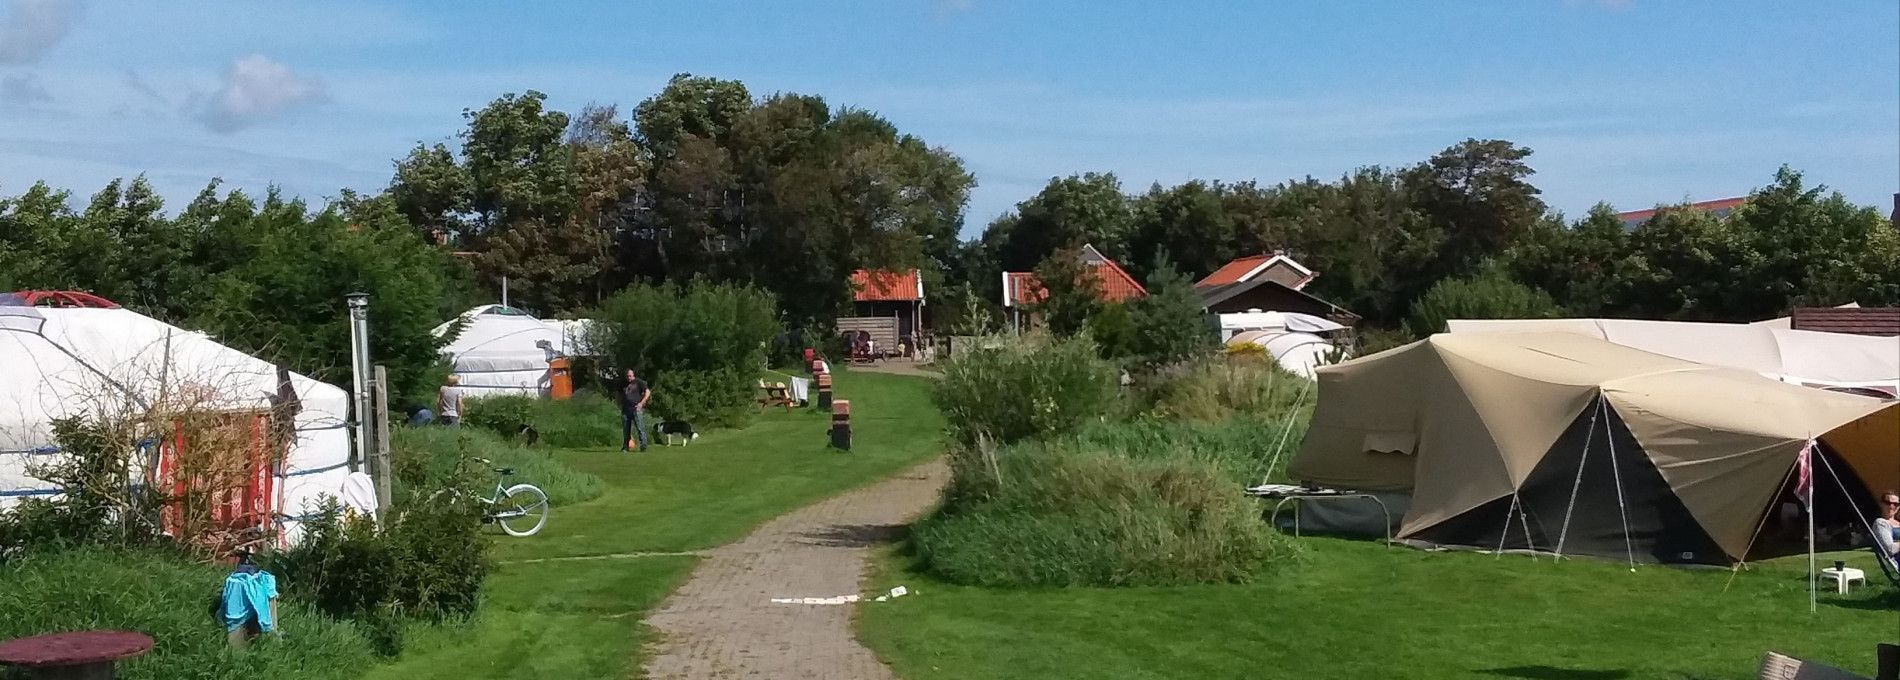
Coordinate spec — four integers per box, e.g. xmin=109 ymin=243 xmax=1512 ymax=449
xmin=548 ymin=357 xmax=573 ymax=400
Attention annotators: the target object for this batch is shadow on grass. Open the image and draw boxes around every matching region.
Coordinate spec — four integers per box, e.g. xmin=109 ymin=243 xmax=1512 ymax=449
xmin=1824 ymin=589 xmax=1900 ymax=611
xmin=1477 ymin=666 xmax=1630 ymax=679
xmin=799 ymin=523 xmax=910 ymax=548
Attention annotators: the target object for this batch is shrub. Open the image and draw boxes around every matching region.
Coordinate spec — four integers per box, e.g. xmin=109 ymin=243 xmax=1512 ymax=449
xmin=462 ymin=393 xmax=622 ymax=449
xmin=1134 ymin=355 xmax=1314 ymax=424
xmin=589 ymin=281 xmax=780 ymax=427
xmin=916 ymin=436 xmax=1298 ymax=587
xmin=1086 ymin=302 xmax=1138 ymax=362
xmin=1405 ymin=271 xmax=1561 ymax=337
xmin=933 ymin=335 xmax=1118 ymax=447
xmin=1128 ymin=256 xmax=1216 ymax=367
xmin=268 ymin=484 xmax=489 ymax=653
xmin=391 ymin=426 xmax=603 ymax=508
xmin=0 ymin=546 xmax=376 ymax=679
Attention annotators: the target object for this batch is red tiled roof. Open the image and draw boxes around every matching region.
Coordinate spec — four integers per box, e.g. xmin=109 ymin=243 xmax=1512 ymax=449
xmin=1194 ymin=252 xmax=1316 ymax=289
xmin=851 ymin=269 xmax=923 ymax=302
xmin=1002 ymin=249 xmax=1147 ymax=307
xmin=1616 ymin=197 xmax=1747 ymax=225
xmin=1790 ymin=307 xmax=1900 ymax=337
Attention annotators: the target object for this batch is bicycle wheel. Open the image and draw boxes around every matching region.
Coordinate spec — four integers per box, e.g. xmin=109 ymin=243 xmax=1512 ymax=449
xmin=495 ymin=484 xmax=549 ymax=537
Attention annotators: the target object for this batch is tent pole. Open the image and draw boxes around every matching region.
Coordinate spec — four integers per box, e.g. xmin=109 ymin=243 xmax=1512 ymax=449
xmin=1554 ymin=397 xmax=1604 ymax=559
xmin=1724 ymin=460 xmax=1800 ymax=592
xmin=1800 ymin=435 xmax=1816 ymax=613
xmin=1602 ymin=398 xmax=1636 ymax=571
xmin=1496 ymin=493 xmax=1521 ymax=559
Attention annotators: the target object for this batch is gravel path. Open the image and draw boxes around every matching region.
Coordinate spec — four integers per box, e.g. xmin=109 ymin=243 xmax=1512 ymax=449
xmin=642 ymin=458 xmax=947 ymax=679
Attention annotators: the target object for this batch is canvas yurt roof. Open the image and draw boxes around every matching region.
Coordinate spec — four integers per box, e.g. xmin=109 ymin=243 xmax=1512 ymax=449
xmin=1447 ymin=317 xmax=1900 ymax=393
xmin=434 ymin=305 xmax=594 ymax=397
xmin=1288 ymin=332 xmax=1899 ymax=564
xmin=0 ymin=303 xmax=369 ymax=543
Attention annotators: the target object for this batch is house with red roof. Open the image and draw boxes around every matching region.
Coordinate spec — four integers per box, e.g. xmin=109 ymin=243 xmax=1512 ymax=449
xmin=842 ymin=268 xmax=925 ymax=356
xmin=1615 ymin=197 xmax=1746 ymax=230
xmin=1001 ymin=244 xmax=1146 ymax=332
xmin=1194 ymin=252 xmax=1359 ymax=325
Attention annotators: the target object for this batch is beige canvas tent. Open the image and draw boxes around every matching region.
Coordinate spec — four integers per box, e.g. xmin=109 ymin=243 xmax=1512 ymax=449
xmin=1447 ymin=317 xmax=1900 ymax=395
xmin=1287 ymin=332 xmax=1900 ymax=565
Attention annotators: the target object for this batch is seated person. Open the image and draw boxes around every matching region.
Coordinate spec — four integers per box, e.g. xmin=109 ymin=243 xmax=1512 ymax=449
xmin=1876 ymin=490 xmax=1900 ymax=563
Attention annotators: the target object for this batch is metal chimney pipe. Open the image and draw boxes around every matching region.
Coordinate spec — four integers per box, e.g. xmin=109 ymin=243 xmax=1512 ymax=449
xmin=345 ymin=293 xmax=372 ymax=471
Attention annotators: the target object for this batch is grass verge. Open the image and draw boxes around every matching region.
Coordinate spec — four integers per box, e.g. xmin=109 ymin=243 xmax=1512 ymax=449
xmin=860 ymin=537 xmax=1900 ymax=679
xmin=361 ymin=370 xmax=944 ymax=678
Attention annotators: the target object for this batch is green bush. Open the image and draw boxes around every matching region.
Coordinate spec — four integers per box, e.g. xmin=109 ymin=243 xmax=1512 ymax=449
xmin=1128 ymin=256 xmax=1216 ymax=367
xmin=933 ymin=335 xmax=1119 ymax=447
xmin=916 ymin=438 xmax=1297 ymax=587
xmin=462 ymin=393 xmax=622 ymax=449
xmin=589 ymin=281 xmax=780 ymax=427
xmin=391 ymin=426 xmax=603 ymax=508
xmin=1405 ymin=271 xmax=1561 ymax=337
xmin=1086 ymin=302 xmax=1138 ymax=362
xmin=267 ymin=474 xmax=489 ymax=655
xmin=0 ymin=547 xmax=376 ymax=680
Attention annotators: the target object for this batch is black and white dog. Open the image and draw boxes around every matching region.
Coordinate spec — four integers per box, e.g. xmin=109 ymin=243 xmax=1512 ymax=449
xmin=655 ymin=420 xmax=698 ymax=446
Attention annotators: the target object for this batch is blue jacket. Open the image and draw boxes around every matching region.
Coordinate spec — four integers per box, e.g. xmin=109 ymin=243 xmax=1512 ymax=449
xmin=221 ymin=569 xmax=278 ymax=632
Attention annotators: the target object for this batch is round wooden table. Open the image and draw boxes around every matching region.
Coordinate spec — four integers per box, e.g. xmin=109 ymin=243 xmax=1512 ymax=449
xmin=0 ymin=630 xmax=153 ymax=680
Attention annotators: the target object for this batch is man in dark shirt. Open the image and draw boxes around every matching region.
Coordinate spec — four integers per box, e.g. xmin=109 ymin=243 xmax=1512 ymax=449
xmin=621 ymin=368 xmax=651 ymax=452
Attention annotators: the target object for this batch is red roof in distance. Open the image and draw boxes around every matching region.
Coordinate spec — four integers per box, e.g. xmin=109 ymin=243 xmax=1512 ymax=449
xmin=851 ymin=269 xmax=924 ymax=302
xmin=1195 ymin=252 xmax=1316 ymax=290
xmin=1615 ymin=197 xmax=1747 ymax=227
xmin=1002 ymin=245 xmax=1147 ymax=307
xmin=6 ymin=291 xmax=120 ymax=308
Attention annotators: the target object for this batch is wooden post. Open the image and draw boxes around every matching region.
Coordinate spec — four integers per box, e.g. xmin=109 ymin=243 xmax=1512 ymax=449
xmin=830 ymin=400 xmax=852 ymax=451
xmin=372 ymin=365 xmax=393 ymax=521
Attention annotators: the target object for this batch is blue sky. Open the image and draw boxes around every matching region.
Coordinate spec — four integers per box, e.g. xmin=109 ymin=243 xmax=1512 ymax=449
xmin=0 ymin=0 xmax=1894 ymax=235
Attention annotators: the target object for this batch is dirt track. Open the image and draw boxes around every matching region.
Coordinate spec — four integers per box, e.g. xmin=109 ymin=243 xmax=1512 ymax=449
xmin=641 ymin=458 xmax=947 ymax=679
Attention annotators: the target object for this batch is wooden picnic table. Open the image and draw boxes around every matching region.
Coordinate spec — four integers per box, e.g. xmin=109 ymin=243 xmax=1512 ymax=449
xmin=0 ymin=630 xmax=153 ymax=679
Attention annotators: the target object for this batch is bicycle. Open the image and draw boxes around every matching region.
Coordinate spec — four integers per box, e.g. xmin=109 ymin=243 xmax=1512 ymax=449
xmin=473 ymin=458 xmax=550 ymax=537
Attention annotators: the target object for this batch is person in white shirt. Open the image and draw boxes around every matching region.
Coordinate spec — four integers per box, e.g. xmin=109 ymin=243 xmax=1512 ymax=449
xmin=1874 ymin=490 xmax=1900 ymax=563
xmin=438 ymin=375 xmax=465 ymax=427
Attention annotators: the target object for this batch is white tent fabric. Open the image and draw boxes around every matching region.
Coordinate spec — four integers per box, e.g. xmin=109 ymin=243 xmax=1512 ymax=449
xmin=1750 ymin=302 xmax=1859 ymax=328
xmin=434 ymin=305 xmax=593 ymax=398
xmin=1447 ymin=317 xmax=1900 ymax=394
xmin=1214 ymin=310 xmax=1346 ymax=341
xmin=1227 ymin=330 xmax=1341 ymax=379
xmin=0 ymin=305 xmax=368 ymax=544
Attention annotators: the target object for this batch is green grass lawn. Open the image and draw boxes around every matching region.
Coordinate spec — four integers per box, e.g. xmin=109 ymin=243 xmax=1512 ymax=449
xmin=860 ymin=537 xmax=1900 ymax=680
xmin=363 ymin=371 xmax=943 ymax=679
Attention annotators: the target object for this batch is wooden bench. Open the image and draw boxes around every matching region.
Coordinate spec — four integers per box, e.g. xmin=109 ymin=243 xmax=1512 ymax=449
xmin=758 ymin=381 xmax=794 ymax=412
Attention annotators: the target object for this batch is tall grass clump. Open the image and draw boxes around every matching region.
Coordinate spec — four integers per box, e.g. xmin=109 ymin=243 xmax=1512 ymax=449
xmin=933 ymin=334 xmax=1118 ymax=447
xmin=1134 ymin=354 xmax=1315 ymax=423
xmin=915 ymin=435 xmax=1298 ymax=587
xmin=0 ymin=547 xmax=377 ymax=680
xmin=391 ymin=426 xmax=603 ymax=508
xmin=461 ymin=392 xmax=622 ymax=448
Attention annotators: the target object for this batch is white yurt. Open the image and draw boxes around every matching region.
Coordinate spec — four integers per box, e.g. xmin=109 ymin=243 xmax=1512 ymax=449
xmin=433 ymin=305 xmax=592 ymax=398
xmin=0 ymin=298 xmax=372 ymax=545
xmin=1219 ymin=310 xmax=1349 ymax=379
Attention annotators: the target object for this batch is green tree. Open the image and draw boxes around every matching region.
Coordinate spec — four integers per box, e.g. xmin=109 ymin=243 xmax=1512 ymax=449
xmin=987 ymin=173 xmax=1132 ymax=272
xmin=1086 ymin=302 xmax=1138 ymax=361
xmin=634 ymin=73 xmax=752 ymax=157
xmin=1128 ymin=255 xmax=1214 ymax=366
xmin=1029 ymin=246 xmax=1103 ymax=337
xmin=461 ymin=91 xmax=576 ymax=231
xmin=1126 ymin=180 xmax=1237 ymax=281
xmin=1405 ymin=271 xmax=1561 ymax=337
xmin=388 ymin=143 xmax=471 ymax=241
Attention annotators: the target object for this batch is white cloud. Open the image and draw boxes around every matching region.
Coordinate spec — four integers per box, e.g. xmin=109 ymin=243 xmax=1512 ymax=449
xmin=0 ymin=0 xmax=76 ymax=64
xmin=197 ymin=54 xmax=326 ymax=133
xmin=0 ymin=72 xmax=49 ymax=105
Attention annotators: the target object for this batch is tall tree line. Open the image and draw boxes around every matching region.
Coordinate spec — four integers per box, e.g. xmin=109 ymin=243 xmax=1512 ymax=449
xmin=950 ymin=139 xmax=1899 ymax=334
